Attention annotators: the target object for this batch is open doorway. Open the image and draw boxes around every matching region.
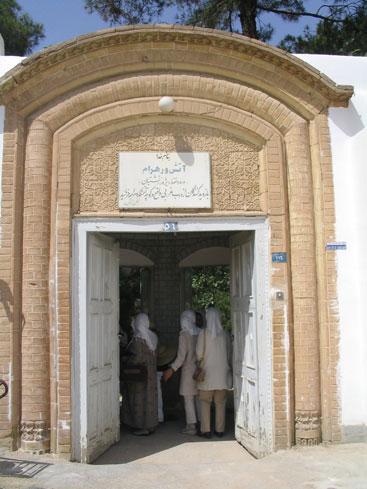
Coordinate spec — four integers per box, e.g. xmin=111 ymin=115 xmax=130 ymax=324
xmin=179 ymin=263 xmax=234 ymax=438
xmin=72 ymin=218 xmax=273 ymax=463
xmin=117 ymin=232 xmax=234 ymax=448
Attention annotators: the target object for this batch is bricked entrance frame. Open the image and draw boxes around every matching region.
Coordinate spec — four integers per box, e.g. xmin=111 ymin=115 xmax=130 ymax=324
xmin=71 ymin=217 xmax=272 ymax=461
xmin=0 ymin=26 xmax=354 ymax=456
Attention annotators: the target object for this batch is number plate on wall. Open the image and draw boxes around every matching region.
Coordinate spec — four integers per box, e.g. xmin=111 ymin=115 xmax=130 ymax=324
xmin=272 ymin=252 xmax=288 ymax=263
xmin=163 ymin=222 xmax=178 ymax=232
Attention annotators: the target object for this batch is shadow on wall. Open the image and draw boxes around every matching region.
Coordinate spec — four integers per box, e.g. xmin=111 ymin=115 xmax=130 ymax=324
xmin=0 ymin=279 xmax=14 ymax=323
xmin=0 ymin=279 xmax=25 ymax=329
xmin=330 ymin=102 xmax=365 ymax=137
xmin=175 ymin=134 xmax=195 ymax=165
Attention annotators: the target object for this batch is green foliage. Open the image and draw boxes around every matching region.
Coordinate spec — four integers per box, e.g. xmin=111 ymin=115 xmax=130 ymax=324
xmin=179 ymin=0 xmax=305 ymax=41
xmin=190 ymin=266 xmax=231 ymax=330
xmin=0 ymin=0 xmax=44 ymax=55
xmin=84 ymin=0 xmax=358 ymax=43
xmin=279 ymin=0 xmax=367 ymax=55
xmin=84 ymin=0 xmax=168 ymax=24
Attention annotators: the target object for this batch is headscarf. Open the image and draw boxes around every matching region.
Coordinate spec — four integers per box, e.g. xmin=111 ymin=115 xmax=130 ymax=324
xmin=180 ymin=309 xmax=200 ymax=336
xmin=132 ymin=313 xmax=158 ymax=352
xmin=206 ymin=307 xmax=223 ymax=338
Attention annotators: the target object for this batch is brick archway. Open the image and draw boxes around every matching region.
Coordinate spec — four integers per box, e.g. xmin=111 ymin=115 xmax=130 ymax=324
xmin=0 ymin=25 xmax=352 ymax=455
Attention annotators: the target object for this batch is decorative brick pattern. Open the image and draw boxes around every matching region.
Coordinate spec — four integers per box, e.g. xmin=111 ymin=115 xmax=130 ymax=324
xmin=20 ymin=421 xmax=50 ymax=454
xmin=295 ymin=412 xmax=321 ymax=445
xmin=0 ymin=26 xmax=352 ymax=113
xmin=79 ymin=123 xmax=260 ymax=214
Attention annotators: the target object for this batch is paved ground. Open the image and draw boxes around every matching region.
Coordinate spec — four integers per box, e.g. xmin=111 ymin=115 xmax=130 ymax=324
xmin=0 ymin=421 xmax=366 ymax=489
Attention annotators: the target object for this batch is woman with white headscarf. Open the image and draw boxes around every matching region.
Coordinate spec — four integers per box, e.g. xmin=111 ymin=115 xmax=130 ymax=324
xmin=122 ymin=312 xmax=158 ymax=436
xmin=163 ymin=309 xmax=200 ymax=435
xmin=196 ymin=307 xmax=232 ymax=438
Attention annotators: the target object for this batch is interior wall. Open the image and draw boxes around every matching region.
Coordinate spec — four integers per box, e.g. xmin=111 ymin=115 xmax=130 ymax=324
xmin=116 ymin=232 xmax=230 ymax=343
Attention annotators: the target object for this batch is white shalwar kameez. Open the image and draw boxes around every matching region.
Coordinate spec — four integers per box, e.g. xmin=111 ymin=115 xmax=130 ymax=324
xmin=171 ymin=310 xmax=200 ymax=426
xmin=196 ymin=307 xmax=232 ymax=434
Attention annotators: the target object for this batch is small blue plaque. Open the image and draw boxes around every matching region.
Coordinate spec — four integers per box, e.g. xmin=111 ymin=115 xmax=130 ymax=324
xmin=325 ymin=242 xmax=347 ymax=251
xmin=272 ymin=252 xmax=287 ymax=263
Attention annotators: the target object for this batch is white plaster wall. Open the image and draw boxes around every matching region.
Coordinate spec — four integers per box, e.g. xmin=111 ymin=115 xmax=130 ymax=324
xmin=0 ymin=34 xmax=4 ymax=56
xmin=298 ymin=55 xmax=367 ymax=439
xmin=0 ymin=56 xmax=23 ymax=245
xmin=0 ymin=55 xmax=24 ymax=76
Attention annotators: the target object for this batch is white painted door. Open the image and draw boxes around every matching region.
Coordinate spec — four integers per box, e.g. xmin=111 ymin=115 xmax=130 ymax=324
xmin=86 ymin=233 xmax=120 ymax=462
xmin=230 ymin=231 xmax=268 ymax=457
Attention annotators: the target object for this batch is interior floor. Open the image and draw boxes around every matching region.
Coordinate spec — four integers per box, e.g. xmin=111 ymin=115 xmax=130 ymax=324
xmin=95 ymin=410 xmax=236 ymax=465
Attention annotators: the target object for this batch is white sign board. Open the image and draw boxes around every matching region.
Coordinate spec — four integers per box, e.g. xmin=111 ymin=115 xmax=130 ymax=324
xmin=118 ymin=152 xmax=211 ymax=208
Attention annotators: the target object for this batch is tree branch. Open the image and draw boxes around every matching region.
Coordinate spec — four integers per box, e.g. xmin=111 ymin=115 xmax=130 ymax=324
xmin=259 ymin=6 xmax=346 ymax=22
xmin=315 ymin=2 xmax=360 ymax=16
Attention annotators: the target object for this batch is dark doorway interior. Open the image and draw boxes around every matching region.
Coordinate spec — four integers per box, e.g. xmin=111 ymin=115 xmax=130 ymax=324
xmin=110 ymin=231 xmax=238 ymax=462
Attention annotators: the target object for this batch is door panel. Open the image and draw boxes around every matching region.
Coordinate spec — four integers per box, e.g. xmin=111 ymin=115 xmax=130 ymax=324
xmin=230 ymin=231 xmax=263 ymax=457
xmin=86 ymin=233 xmax=120 ymax=462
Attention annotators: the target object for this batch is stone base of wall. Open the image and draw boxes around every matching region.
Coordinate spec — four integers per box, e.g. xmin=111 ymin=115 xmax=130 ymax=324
xmin=295 ymin=411 xmax=321 ymax=446
xmin=342 ymin=424 xmax=367 ymax=443
xmin=0 ymin=435 xmax=13 ymax=450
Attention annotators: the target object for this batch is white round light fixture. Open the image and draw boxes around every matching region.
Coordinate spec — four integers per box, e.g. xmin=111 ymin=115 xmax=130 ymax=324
xmin=159 ymin=96 xmax=176 ymax=113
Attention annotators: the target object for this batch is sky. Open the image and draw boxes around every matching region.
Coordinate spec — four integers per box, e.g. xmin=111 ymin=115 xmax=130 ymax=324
xmin=17 ymin=0 xmax=320 ymax=52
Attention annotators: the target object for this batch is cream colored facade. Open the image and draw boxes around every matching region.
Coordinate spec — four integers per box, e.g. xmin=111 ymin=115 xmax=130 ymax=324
xmin=0 ymin=26 xmax=355 ymax=457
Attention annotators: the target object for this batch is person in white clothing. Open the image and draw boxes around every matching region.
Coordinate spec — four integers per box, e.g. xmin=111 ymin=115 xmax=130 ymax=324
xmin=196 ymin=307 xmax=232 ymax=438
xmin=163 ymin=309 xmax=200 ymax=435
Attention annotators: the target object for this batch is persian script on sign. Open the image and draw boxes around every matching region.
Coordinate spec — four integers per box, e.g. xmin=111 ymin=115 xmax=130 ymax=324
xmin=118 ymin=152 xmax=211 ymax=208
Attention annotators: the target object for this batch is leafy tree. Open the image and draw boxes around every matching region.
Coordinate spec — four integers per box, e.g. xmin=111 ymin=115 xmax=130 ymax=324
xmin=0 ymin=0 xmax=44 ymax=55
xmin=84 ymin=0 xmax=357 ymax=42
xmin=190 ymin=266 xmax=231 ymax=330
xmin=279 ymin=0 xmax=367 ymax=54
